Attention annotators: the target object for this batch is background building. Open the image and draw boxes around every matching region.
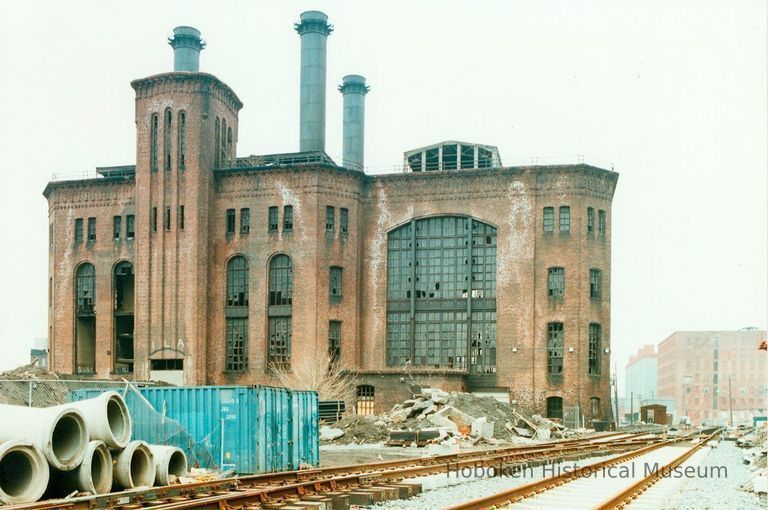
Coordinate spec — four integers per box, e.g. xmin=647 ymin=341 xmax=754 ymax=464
xmin=657 ymin=329 xmax=767 ymax=425
xmin=624 ymin=344 xmax=658 ymax=421
xmin=44 ymin=13 xmax=618 ymax=422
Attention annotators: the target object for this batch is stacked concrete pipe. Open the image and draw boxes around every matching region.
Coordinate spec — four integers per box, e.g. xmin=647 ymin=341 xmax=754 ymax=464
xmin=67 ymin=390 xmax=132 ymax=448
xmin=0 ymin=404 xmax=88 ymax=471
xmin=49 ymin=440 xmax=112 ymax=497
xmin=148 ymin=444 xmax=187 ymax=486
xmin=112 ymin=440 xmax=155 ymax=490
xmin=0 ymin=441 xmax=49 ymax=504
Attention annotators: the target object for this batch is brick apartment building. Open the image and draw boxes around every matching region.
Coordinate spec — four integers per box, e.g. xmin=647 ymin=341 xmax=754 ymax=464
xmin=44 ymin=12 xmax=618 ymax=421
xmin=657 ymin=330 xmax=768 ymax=425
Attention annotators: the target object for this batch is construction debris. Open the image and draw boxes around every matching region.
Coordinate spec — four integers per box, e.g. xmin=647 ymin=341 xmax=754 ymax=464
xmin=321 ymin=387 xmax=594 ymax=447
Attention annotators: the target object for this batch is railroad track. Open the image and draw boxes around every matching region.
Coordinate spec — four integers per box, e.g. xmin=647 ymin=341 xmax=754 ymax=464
xmin=448 ymin=430 xmax=719 ymax=510
xmin=4 ymin=431 xmax=667 ymax=510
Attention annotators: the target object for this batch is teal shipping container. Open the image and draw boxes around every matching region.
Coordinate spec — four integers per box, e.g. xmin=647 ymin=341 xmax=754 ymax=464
xmin=70 ymin=385 xmax=319 ymax=474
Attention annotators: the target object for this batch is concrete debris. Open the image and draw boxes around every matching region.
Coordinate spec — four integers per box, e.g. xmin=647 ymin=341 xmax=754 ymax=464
xmin=321 ymin=386 xmax=597 ymax=448
xmin=319 ymin=426 xmax=345 ymax=441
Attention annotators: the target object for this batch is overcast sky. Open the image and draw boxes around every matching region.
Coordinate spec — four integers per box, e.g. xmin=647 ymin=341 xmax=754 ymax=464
xmin=0 ymin=1 xmax=765 ymax=394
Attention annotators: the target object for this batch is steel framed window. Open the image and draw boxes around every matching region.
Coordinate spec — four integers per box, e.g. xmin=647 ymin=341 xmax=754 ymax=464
xmin=547 ymin=267 xmax=565 ymax=297
xmin=588 ymin=323 xmax=601 ymax=375
xmin=547 ymin=322 xmax=564 ymax=375
xmin=226 ymin=317 xmax=247 ymax=371
xmin=543 ymin=207 xmax=554 ymax=232
xmin=328 ymin=320 xmax=341 ymax=364
xmin=559 ymin=206 xmax=570 ymax=233
xmin=226 ymin=256 xmax=249 ymax=307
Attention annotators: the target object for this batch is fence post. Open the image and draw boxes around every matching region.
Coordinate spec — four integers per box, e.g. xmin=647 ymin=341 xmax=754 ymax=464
xmin=28 ymin=380 xmax=33 ymax=406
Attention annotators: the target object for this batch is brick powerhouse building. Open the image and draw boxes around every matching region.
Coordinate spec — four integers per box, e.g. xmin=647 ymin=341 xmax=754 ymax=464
xmin=44 ymin=13 xmax=618 ymax=422
xmin=657 ymin=330 xmax=767 ymax=425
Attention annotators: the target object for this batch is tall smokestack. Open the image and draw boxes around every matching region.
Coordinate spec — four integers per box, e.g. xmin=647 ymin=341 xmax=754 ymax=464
xmin=168 ymin=26 xmax=205 ymax=72
xmin=339 ymin=75 xmax=370 ymax=171
xmin=295 ymin=11 xmax=333 ymax=153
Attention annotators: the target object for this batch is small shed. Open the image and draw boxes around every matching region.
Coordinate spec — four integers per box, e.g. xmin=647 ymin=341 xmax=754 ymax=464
xmin=640 ymin=404 xmax=670 ymax=425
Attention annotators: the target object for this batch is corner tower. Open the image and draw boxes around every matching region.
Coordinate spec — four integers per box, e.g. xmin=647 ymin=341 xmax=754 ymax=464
xmin=131 ymin=27 xmax=243 ymax=383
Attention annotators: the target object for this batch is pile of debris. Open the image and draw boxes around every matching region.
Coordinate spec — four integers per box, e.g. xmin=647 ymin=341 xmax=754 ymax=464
xmin=320 ymin=388 xmax=589 ymax=447
xmin=741 ymin=426 xmax=768 ymax=504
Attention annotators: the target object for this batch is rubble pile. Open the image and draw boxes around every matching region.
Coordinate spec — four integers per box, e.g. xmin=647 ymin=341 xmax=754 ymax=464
xmin=321 ymin=387 xmax=589 ymax=447
xmin=741 ymin=427 xmax=767 ymax=504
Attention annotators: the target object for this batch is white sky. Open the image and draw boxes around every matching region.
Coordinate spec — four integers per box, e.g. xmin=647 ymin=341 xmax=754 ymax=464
xmin=0 ymin=1 xmax=765 ymax=394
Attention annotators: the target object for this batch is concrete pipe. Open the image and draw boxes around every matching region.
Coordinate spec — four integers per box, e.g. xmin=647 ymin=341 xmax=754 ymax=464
xmin=0 ymin=441 xmax=49 ymax=504
xmin=49 ymin=440 xmax=112 ymax=496
xmin=112 ymin=440 xmax=154 ymax=490
xmin=0 ymin=404 xmax=88 ymax=471
xmin=66 ymin=391 xmax=132 ymax=448
xmin=148 ymin=444 xmax=187 ymax=486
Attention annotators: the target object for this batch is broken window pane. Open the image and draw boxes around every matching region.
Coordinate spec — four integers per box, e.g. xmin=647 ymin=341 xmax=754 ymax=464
xmin=442 ymin=144 xmax=457 ymax=170
xmin=546 ymin=396 xmax=563 ymax=420
xmin=269 ymin=254 xmax=292 ymax=306
xmin=329 ymin=320 xmax=341 ymax=364
xmin=326 ymin=206 xmax=334 ymax=231
xmin=87 ymin=217 xmax=96 ymax=242
xmin=590 ymin=268 xmax=602 ymax=299
xmin=74 ymin=218 xmax=83 ymax=244
xmin=226 ymin=317 xmax=248 ymax=371
xmin=587 ymin=207 xmax=594 ymax=234
xmin=547 ymin=322 xmax=564 ymax=375
xmin=113 ymin=216 xmax=121 ymax=240
xmin=330 ymin=266 xmax=343 ymax=297
xmin=283 ymin=205 xmax=293 ymax=231
xmin=548 ymin=267 xmax=565 ymax=297
xmin=126 ymin=215 xmax=135 ymax=239
xmin=268 ymin=206 xmax=278 ymax=232
xmin=598 ymin=209 xmax=606 ymax=237
xmin=268 ymin=316 xmax=291 ymax=368
xmin=240 ymin=208 xmax=250 ymax=234
xmin=340 ymin=207 xmax=349 ymax=234
xmin=226 ymin=256 xmax=249 ymax=307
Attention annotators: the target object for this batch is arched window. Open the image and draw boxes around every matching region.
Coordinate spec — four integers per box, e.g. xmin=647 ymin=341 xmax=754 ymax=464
xmin=76 ymin=263 xmax=95 ymax=314
xmin=225 ymin=256 xmax=249 ymax=372
xmin=177 ymin=110 xmax=186 ymax=170
xmin=163 ymin=108 xmax=172 ymax=171
xmin=150 ymin=113 xmax=159 ymax=172
xmin=226 ymin=256 xmax=249 ymax=307
xmin=75 ymin=263 xmax=96 ymax=374
xmin=385 ymin=216 xmax=497 ymax=379
xmin=268 ymin=254 xmax=292 ymax=368
xmin=546 ymin=396 xmax=563 ymax=420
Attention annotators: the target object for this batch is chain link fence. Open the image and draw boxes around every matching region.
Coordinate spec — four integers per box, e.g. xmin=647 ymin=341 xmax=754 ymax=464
xmin=0 ymin=379 xmax=216 ymax=469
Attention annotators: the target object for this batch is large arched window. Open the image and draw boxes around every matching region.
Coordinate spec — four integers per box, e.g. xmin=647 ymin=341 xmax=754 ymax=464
xmin=225 ymin=256 xmax=249 ymax=372
xmin=75 ymin=263 xmax=96 ymax=374
xmin=268 ymin=254 xmax=292 ymax=368
xmin=386 ymin=216 xmax=497 ymax=381
xmin=226 ymin=256 xmax=249 ymax=307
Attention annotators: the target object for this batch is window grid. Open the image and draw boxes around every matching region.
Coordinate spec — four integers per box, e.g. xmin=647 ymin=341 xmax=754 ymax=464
xmin=590 ymin=269 xmax=602 ymax=299
xmin=329 ymin=320 xmax=341 ymax=364
xmin=75 ymin=218 xmax=83 ymax=244
xmin=126 ymin=215 xmax=135 ymax=239
xmin=150 ymin=113 xmax=159 ymax=172
xmin=587 ymin=207 xmax=594 ymax=234
xmin=226 ymin=317 xmax=247 ymax=371
xmin=547 ymin=322 xmax=564 ymax=375
xmin=76 ymin=263 xmax=95 ymax=314
xmin=547 ymin=267 xmax=564 ymax=297
xmin=326 ymin=206 xmax=334 ymax=231
xmin=113 ymin=216 xmax=121 ymax=240
xmin=269 ymin=255 xmax=292 ymax=306
xmin=546 ymin=396 xmax=563 ymax=420
xmin=268 ymin=206 xmax=279 ymax=232
xmin=163 ymin=109 xmax=172 ymax=171
xmin=87 ymin=217 xmax=96 ymax=242
xmin=226 ymin=209 xmax=235 ymax=234
xmin=355 ymin=385 xmax=375 ymax=415
xmin=330 ymin=266 xmax=343 ymax=297
xmin=386 ymin=216 xmax=497 ymax=373
xmin=177 ymin=111 xmax=186 ymax=170
xmin=283 ymin=205 xmax=293 ymax=231
xmin=340 ymin=208 xmax=349 ymax=234
xmin=589 ymin=323 xmax=601 ymax=375
xmin=268 ymin=317 xmax=291 ymax=367
xmin=559 ymin=206 xmax=570 ymax=233
xmin=226 ymin=256 xmax=249 ymax=307
xmin=240 ymin=208 xmax=250 ymax=234
xmin=598 ymin=209 xmax=606 ymax=237
xmin=543 ymin=207 xmax=554 ymax=232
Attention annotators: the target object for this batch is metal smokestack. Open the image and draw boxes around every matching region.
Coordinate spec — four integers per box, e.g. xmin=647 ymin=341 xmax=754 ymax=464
xmin=168 ymin=26 xmax=205 ymax=72
xmin=339 ymin=75 xmax=370 ymax=171
xmin=295 ymin=11 xmax=333 ymax=153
